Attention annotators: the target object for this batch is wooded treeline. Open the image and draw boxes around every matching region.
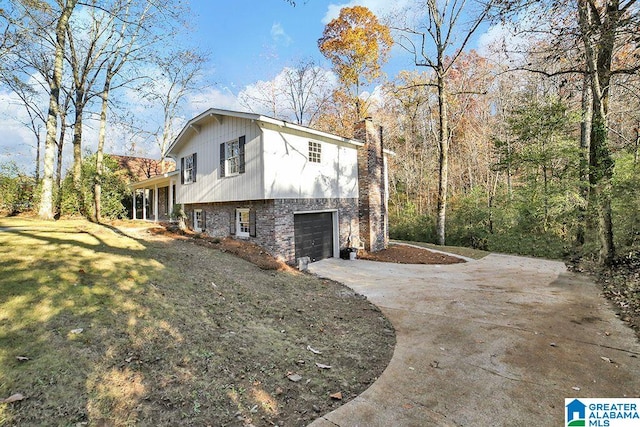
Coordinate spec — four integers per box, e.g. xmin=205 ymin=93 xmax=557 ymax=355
xmin=311 ymin=0 xmax=640 ymax=266
xmin=1 ymin=0 xmax=639 ymax=266
xmin=0 ymin=0 xmax=205 ymax=222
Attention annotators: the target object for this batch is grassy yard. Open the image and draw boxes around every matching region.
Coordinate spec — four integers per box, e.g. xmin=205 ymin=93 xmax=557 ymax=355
xmin=0 ymin=218 xmax=394 ymax=426
xmin=392 ymin=240 xmax=490 ymax=260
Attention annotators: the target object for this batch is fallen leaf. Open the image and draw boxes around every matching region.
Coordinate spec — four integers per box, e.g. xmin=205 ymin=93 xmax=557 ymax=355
xmin=70 ymin=328 xmax=83 ymax=334
xmin=550 ymin=343 xmax=557 ymax=347
xmin=315 ymin=363 xmax=332 ymax=369
xmin=288 ymin=374 xmax=302 ymax=382
xmin=403 ymin=403 xmax=414 ymax=409
xmin=600 ymin=356 xmax=614 ymax=363
xmin=572 ymin=386 xmax=581 ymax=391
xmin=429 ymin=361 xmax=439 ymax=368
xmin=1 ymin=393 xmax=25 ymax=403
xmin=330 ymin=392 xmax=342 ymax=400
xmin=16 ymin=356 xmax=29 ymax=361
xmin=307 ymin=345 xmax=322 ymax=355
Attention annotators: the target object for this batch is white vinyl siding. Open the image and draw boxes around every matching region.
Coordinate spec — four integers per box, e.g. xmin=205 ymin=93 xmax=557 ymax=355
xmin=261 ymin=125 xmax=359 ymax=199
xmin=174 ymin=116 xmax=263 ymax=204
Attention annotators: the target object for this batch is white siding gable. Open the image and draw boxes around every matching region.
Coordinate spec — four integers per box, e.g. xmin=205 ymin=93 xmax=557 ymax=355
xmin=169 ymin=110 xmax=360 ymax=204
xmin=173 ymin=115 xmax=263 ymax=204
xmin=260 ymin=123 xmax=359 ymax=199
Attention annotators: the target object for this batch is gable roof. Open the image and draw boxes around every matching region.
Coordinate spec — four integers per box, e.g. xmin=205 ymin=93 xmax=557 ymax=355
xmin=165 ymin=108 xmax=364 ymax=157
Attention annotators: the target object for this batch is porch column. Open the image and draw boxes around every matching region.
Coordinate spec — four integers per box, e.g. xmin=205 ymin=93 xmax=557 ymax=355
xmin=132 ymin=189 xmax=137 ymax=220
xmin=168 ymin=180 xmax=174 ymax=219
xmin=142 ymin=189 xmax=147 ymax=220
xmin=153 ymin=184 xmax=159 ymax=222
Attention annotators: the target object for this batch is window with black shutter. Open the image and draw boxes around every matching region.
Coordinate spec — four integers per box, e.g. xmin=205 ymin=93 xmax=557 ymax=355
xmin=182 ymin=153 xmax=196 ymax=184
xmin=220 ymin=136 xmax=246 ymax=177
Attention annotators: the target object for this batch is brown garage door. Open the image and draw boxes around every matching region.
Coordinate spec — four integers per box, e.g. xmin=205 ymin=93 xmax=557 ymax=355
xmin=294 ymin=212 xmax=334 ymax=262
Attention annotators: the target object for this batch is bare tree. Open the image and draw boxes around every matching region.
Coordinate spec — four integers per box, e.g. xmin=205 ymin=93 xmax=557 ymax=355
xmin=394 ymin=0 xmax=494 ymax=245
xmin=142 ymin=48 xmax=208 ymax=164
xmin=94 ymin=0 xmax=185 ymax=221
xmin=281 ymin=59 xmax=334 ymax=126
xmin=40 ymin=0 xmax=78 ymax=220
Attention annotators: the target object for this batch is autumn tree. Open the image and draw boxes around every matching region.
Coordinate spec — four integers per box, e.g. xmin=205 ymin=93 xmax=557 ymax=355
xmin=496 ymin=0 xmax=640 ymax=263
xmin=394 ymin=0 xmax=494 ymax=245
xmin=318 ymin=5 xmax=392 ymax=120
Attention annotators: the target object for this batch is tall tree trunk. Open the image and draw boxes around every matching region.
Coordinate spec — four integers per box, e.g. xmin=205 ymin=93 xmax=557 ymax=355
xmin=39 ymin=1 xmax=76 ymax=219
xmin=578 ymin=0 xmax=617 ymax=265
xmin=55 ymin=110 xmax=67 ymax=217
xmin=576 ymin=73 xmax=592 ymax=246
xmin=94 ymin=70 xmax=113 ymax=223
xmin=436 ymin=73 xmax=449 ymax=246
xmin=72 ymin=94 xmax=85 ymax=216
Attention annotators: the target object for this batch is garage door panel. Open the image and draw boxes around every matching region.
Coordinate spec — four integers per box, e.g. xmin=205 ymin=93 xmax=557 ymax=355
xmin=294 ymin=212 xmax=334 ymax=262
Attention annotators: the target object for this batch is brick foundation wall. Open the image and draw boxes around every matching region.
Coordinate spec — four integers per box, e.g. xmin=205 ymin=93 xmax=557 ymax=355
xmin=184 ymin=198 xmax=358 ymax=264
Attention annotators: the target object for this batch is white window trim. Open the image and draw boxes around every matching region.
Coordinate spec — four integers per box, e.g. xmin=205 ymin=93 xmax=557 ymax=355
xmin=184 ymin=154 xmax=195 ymax=184
xmin=225 ymin=139 xmax=240 ymax=176
xmin=194 ymin=209 xmax=203 ymax=232
xmin=236 ymin=208 xmax=250 ymax=237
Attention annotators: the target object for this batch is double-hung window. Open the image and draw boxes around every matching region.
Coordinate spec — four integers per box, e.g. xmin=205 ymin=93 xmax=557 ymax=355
xmin=220 ymin=136 xmax=245 ymax=177
xmin=236 ymin=208 xmax=250 ymax=237
xmin=194 ymin=209 xmax=203 ymax=232
xmin=181 ymin=153 xmax=197 ymax=184
xmin=226 ymin=139 xmax=240 ymax=175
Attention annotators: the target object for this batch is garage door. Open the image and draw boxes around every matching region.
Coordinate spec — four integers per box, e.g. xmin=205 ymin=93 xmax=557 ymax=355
xmin=294 ymin=212 xmax=334 ymax=262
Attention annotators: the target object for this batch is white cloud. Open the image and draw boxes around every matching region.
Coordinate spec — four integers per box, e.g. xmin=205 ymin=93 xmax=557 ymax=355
xmin=477 ymin=23 xmax=531 ymax=66
xmin=271 ymin=22 xmax=293 ymax=46
xmin=188 ymin=86 xmax=243 ymax=113
xmin=322 ymin=0 xmax=412 ymax=24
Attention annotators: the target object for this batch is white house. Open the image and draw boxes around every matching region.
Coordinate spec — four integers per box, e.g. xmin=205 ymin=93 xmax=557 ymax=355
xmin=132 ymin=108 xmax=390 ymax=264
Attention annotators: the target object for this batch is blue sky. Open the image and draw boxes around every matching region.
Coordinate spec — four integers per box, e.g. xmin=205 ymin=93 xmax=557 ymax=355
xmin=187 ymin=0 xmax=420 ymax=98
xmin=1 ymin=0 xmax=503 ymax=172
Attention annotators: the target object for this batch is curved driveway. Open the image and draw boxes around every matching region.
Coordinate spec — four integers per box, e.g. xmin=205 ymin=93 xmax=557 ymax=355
xmin=308 ymin=253 xmax=640 ymax=426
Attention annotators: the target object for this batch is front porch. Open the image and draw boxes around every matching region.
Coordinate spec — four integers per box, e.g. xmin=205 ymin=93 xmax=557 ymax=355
xmin=130 ymin=171 xmax=180 ymax=222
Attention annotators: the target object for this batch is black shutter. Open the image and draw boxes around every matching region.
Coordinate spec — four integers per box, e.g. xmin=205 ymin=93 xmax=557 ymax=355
xmin=238 ymin=135 xmax=246 ymax=174
xmin=202 ymin=210 xmax=206 ymax=232
xmin=229 ymin=209 xmax=236 ymax=235
xmin=180 ymin=157 xmax=184 ymax=184
xmin=219 ymin=143 xmax=225 ymax=178
xmin=192 ymin=153 xmax=197 ymax=182
xmin=249 ymin=208 xmax=256 ymax=237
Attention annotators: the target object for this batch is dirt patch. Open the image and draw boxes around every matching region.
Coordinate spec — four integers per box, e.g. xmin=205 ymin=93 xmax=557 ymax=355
xmin=357 ymin=244 xmax=466 ymax=265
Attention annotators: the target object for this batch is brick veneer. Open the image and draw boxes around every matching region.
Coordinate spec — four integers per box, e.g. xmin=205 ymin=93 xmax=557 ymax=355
xmin=354 ymin=118 xmax=388 ymax=252
xmin=185 ymin=198 xmax=359 ymax=264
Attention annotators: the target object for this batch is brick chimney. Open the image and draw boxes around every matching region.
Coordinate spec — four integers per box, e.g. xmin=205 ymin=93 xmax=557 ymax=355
xmin=354 ymin=117 xmax=388 ymax=252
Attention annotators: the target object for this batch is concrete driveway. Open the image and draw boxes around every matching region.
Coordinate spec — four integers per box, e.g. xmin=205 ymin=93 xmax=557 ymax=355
xmin=307 ymin=253 xmax=640 ymax=426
